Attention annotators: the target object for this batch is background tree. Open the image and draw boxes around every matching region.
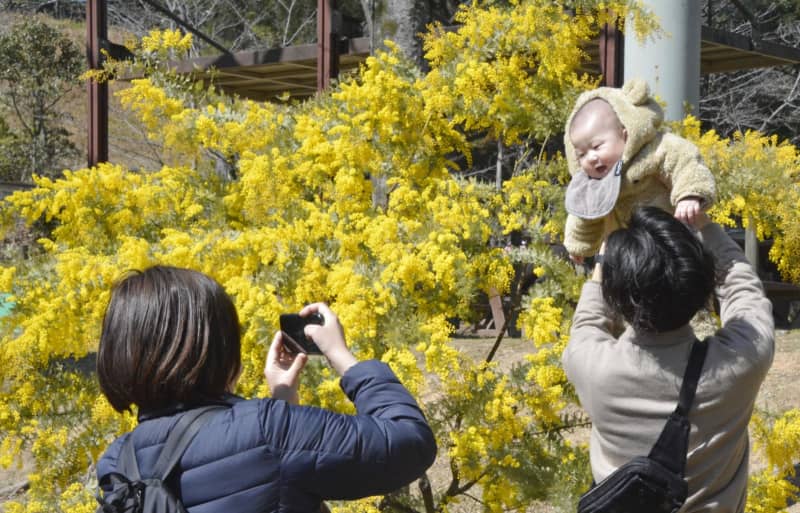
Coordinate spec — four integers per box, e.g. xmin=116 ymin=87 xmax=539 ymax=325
xmin=700 ymin=0 xmax=800 ymax=145
xmin=112 ymin=0 xmax=461 ymax=61
xmin=0 ymin=1 xmax=464 ymax=179
xmin=0 ymin=116 xmax=23 ymax=180
xmin=106 ymin=0 xmax=321 ymax=54
xmin=0 ymin=18 xmax=82 ymax=182
xmin=368 ymin=0 xmax=431 ymax=64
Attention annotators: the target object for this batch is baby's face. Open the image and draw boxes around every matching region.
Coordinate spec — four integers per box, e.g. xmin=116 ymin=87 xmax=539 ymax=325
xmin=570 ymin=108 xmax=627 ymax=179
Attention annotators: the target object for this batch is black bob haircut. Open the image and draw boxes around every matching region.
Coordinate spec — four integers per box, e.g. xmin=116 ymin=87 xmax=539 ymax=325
xmin=601 ymin=206 xmax=716 ymax=333
xmin=97 ymin=266 xmax=241 ymax=413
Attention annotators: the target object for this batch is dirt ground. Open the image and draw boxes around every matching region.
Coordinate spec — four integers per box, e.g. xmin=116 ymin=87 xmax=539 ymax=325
xmin=2 ymin=330 xmax=799 ymax=510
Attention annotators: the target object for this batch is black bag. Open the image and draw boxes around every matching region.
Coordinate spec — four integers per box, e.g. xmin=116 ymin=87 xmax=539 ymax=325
xmin=577 ymin=339 xmax=708 ymax=513
xmin=96 ymin=406 xmax=223 ymax=513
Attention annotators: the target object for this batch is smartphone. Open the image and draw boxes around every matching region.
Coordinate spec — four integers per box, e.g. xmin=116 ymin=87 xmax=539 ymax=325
xmin=279 ymin=313 xmax=324 ymax=355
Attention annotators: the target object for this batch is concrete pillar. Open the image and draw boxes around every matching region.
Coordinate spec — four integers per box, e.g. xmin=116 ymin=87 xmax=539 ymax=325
xmin=624 ymin=0 xmax=701 ymax=120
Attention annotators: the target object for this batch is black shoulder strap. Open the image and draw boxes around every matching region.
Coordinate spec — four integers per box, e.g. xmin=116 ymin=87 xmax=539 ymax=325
xmin=647 ymin=338 xmax=708 ymax=476
xmin=115 ymin=405 xmax=226 ymax=483
xmin=676 ymin=340 xmax=708 ymax=418
xmin=118 ymin=432 xmax=141 ymax=481
xmin=152 ymin=406 xmax=225 ymax=481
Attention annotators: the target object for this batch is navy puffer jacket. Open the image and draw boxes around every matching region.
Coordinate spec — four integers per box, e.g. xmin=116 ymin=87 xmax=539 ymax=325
xmin=97 ymin=360 xmax=437 ymax=513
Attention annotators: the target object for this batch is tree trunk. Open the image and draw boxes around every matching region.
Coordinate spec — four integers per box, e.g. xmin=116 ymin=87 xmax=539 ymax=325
xmin=369 ymin=0 xmax=431 ymax=64
xmin=361 ymin=0 xmax=431 ymax=209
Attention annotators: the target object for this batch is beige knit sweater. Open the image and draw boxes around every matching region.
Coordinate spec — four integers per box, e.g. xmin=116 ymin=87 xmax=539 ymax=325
xmin=563 ymin=79 xmax=717 ymax=257
xmin=563 ymin=223 xmax=774 ymax=512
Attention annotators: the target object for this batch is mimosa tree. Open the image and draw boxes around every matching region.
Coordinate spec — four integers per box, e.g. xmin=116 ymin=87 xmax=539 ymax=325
xmin=1 ymin=2 xmax=798 ymax=513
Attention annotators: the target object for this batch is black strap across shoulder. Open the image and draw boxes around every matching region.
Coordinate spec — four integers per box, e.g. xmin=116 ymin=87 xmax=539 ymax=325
xmin=118 ymin=405 xmax=227 ymax=482
xmin=647 ymin=338 xmax=709 ymax=476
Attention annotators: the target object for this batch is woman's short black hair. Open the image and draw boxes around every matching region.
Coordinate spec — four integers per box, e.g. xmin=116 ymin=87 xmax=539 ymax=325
xmin=97 ymin=266 xmax=241 ymax=412
xmin=601 ymin=206 xmax=716 ymax=333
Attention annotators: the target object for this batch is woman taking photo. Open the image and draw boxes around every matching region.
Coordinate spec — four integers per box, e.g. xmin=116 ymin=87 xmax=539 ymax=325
xmin=96 ymin=266 xmax=436 ymax=512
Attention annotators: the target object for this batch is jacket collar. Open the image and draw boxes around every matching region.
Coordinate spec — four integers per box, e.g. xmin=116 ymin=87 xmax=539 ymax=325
xmin=137 ymin=393 xmax=242 ymax=422
xmin=620 ymin=323 xmax=697 ymax=347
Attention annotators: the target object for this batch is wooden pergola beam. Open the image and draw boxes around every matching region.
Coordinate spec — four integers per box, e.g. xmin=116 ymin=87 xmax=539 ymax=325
xmin=317 ymin=0 xmax=340 ymax=91
xmin=700 ymin=26 xmax=800 ymax=73
xmin=86 ymin=0 xmax=108 ymax=167
xmin=89 ymin=8 xmax=800 ymax=151
xmin=599 ymin=21 xmax=624 ymax=87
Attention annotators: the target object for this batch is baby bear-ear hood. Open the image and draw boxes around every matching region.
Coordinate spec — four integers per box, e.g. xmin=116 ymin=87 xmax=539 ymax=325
xmin=564 ymin=79 xmax=664 ymax=176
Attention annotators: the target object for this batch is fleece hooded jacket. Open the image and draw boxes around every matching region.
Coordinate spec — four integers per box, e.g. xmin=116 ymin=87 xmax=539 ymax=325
xmin=563 ymin=79 xmax=717 ymax=257
xmin=563 ymin=223 xmax=774 ymax=512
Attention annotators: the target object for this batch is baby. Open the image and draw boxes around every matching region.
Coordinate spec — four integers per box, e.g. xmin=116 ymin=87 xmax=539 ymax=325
xmin=563 ymin=79 xmax=716 ymax=263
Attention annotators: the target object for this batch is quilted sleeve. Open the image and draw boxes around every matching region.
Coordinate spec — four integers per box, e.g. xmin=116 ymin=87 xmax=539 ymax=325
xmin=261 ymin=360 xmax=437 ymax=499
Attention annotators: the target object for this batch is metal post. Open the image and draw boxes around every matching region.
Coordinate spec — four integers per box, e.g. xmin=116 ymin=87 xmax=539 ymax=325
xmin=317 ymin=0 xmax=340 ymax=91
xmin=496 ymin=140 xmax=503 ymax=190
xmin=487 ymin=288 xmax=507 ymax=337
xmin=624 ymin=0 xmax=701 ymax=120
xmin=87 ymin=0 xmax=108 ymax=166
xmin=745 ymin=215 xmax=760 ymax=273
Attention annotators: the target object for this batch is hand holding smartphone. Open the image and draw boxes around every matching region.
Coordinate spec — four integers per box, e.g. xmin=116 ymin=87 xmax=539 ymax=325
xmin=280 ymin=312 xmax=325 ymax=355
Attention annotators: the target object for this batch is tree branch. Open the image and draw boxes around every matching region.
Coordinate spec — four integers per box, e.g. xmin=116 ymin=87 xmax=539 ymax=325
xmin=378 ymin=495 xmax=421 ymax=513
xmin=443 ymin=458 xmax=460 ymax=498
xmin=0 ymin=480 xmax=29 ymax=498
xmin=729 ymin=0 xmax=763 ymax=37
xmin=448 ymin=468 xmax=490 ymax=498
xmin=759 ymin=69 xmax=800 ymax=133
xmin=360 ymin=0 xmax=374 ymax=44
xmin=9 ymin=93 xmax=33 ymax=135
xmin=418 ymin=473 xmax=436 ymax=513
xmin=286 ymin=10 xmax=317 ymax=46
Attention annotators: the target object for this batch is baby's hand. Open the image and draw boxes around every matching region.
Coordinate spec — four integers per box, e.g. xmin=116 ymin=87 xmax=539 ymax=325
xmin=569 ymin=254 xmax=585 ymax=265
xmin=675 ymin=198 xmax=701 ymax=224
